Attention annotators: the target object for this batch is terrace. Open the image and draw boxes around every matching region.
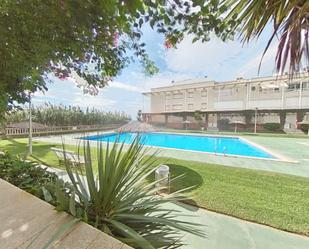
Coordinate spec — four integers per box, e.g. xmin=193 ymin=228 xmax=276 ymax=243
xmin=1 ymin=1 xmax=309 ymax=248
xmin=1 ymin=128 xmax=309 ymax=248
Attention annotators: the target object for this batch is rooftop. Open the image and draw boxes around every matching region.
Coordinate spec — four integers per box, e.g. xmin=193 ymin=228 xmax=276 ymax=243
xmin=142 ymin=72 xmax=309 ymax=95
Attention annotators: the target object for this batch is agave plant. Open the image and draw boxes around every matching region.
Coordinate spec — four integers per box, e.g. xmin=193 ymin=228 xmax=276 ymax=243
xmin=46 ymin=137 xmax=204 ymax=249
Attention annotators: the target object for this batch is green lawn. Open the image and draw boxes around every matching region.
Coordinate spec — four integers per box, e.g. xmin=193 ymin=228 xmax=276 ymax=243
xmin=1 ymin=138 xmax=309 ymax=236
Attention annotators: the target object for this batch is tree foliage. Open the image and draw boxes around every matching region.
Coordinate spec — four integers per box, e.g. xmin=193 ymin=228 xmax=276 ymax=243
xmin=0 ymin=152 xmax=58 ymax=201
xmin=0 ymin=0 xmax=231 ymax=112
xmin=2 ymin=0 xmax=305 ymax=115
xmin=137 ymin=109 xmax=143 ymax=122
xmin=6 ymin=103 xmax=130 ymax=126
xmin=193 ymin=110 xmax=204 ymax=128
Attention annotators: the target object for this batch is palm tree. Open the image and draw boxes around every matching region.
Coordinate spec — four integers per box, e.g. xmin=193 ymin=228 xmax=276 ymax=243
xmin=223 ymin=0 xmax=309 ymax=74
xmin=46 ymin=137 xmax=204 ymax=248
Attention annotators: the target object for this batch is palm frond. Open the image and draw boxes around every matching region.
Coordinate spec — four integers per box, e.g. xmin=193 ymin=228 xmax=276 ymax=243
xmin=223 ymin=0 xmax=309 ymax=74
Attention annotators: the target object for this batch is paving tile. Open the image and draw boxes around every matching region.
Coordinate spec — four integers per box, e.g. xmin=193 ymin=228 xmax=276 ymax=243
xmin=166 ymin=202 xmax=309 ymax=249
xmin=0 ymin=179 xmax=132 ymax=249
xmin=3 ymin=212 xmax=71 ymax=249
xmin=87 ymin=232 xmax=128 ymax=249
xmin=0 ymin=192 xmax=52 ymax=233
xmin=50 ymin=223 xmax=100 ymax=249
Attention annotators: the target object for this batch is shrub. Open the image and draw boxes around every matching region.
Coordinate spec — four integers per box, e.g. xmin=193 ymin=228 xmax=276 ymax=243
xmin=300 ymin=124 xmax=309 ymax=132
xmin=263 ymin=123 xmax=281 ymax=131
xmin=0 ymin=152 xmax=58 ymax=201
xmin=217 ymin=119 xmax=230 ymax=130
xmin=45 ymin=138 xmax=204 ymax=248
xmin=194 ymin=111 xmax=204 ymax=128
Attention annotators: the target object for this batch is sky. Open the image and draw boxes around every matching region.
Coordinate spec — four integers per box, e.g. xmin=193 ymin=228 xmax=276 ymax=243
xmin=32 ymin=24 xmax=279 ymax=118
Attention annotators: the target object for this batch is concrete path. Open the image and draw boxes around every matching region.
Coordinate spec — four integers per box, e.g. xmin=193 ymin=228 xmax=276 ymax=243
xmin=170 ymin=202 xmax=309 ymax=249
xmin=44 ymin=166 xmax=309 ymax=249
xmin=0 ymin=179 xmax=131 ymax=249
xmin=35 ymin=131 xmax=309 ymax=177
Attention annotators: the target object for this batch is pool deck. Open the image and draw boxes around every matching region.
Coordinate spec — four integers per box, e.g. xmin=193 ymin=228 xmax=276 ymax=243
xmin=34 ymin=131 xmax=309 ymax=178
xmin=173 ymin=202 xmax=309 ymax=249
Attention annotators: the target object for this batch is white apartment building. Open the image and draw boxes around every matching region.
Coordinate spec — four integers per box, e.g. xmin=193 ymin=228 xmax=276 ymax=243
xmin=142 ymin=73 xmax=309 ymax=131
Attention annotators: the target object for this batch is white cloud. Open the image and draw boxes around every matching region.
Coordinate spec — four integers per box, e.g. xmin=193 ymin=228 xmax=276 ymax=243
xmin=236 ymin=45 xmax=277 ymax=77
xmin=32 ymin=76 xmax=117 ymax=110
xmin=165 ymin=34 xmax=244 ymax=74
xmin=163 ymin=32 xmax=281 ymax=80
xmin=126 ymin=71 xmax=197 ymax=92
xmin=73 ymin=95 xmax=116 ymax=109
xmin=108 ymin=81 xmax=143 ymax=92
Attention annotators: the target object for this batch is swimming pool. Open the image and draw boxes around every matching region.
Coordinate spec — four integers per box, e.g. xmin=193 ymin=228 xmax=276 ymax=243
xmin=83 ymin=132 xmax=275 ymax=159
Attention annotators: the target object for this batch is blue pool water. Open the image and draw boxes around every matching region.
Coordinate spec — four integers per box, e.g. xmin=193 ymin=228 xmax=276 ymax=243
xmin=84 ymin=132 xmax=275 ymax=159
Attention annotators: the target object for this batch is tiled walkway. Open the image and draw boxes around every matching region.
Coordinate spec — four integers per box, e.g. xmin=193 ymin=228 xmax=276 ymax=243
xmin=46 ymin=166 xmax=309 ymax=249
xmin=0 ymin=179 xmax=131 ymax=249
xmin=157 ymin=135 xmax=309 ymax=177
xmin=172 ymin=202 xmax=309 ymax=249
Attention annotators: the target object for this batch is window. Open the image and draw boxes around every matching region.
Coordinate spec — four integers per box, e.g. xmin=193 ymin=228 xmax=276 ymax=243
xmin=165 ymin=105 xmax=171 ymax=111
xmin=173 ymin=92 xmax=184 ymax=99
xmin=187 ymin=91 xmax=194 ymax=98
xmin=188 ymin=104 xmax=194 ymax=110
xmin=201 ymin=103 xmax=207 ymax=109
xmin=302 ymin=81 xmax=309 ymax=90
xmin=251 ymin=86 xmax=256 ymax=91
xmin=220 ymin=88 xmax=232 ymax=96
xmin=288 ymin=83 xmax=300 ymax=91
xmin=165 ymin=93 xmax=171 ymax=100
xmin=201 ymin=90 xmax=207 ymax=97
xmin=172 ymin=104 xmax=182 ymax=110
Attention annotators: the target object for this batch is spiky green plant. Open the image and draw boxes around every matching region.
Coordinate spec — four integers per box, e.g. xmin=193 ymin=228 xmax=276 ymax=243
xmin=48 ymin=137 xmax=204 ymax=249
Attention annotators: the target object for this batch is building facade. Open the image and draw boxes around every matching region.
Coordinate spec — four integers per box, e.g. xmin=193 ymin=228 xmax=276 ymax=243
xmin=142 ymin=73 xmax=309 ymax=131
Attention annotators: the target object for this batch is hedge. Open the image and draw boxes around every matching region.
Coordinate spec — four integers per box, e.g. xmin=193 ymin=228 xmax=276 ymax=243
xmin=263 ymin=123 xmax=282 ymax=131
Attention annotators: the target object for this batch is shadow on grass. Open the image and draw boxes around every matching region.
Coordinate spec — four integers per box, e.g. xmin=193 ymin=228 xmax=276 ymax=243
xmin=167 ymin=164 xmax=203 ymax=211
xmin=167 ymin=164 xmax=204 ymax=193
xmin=174 ymin=200 xmax=200 ymax=212
xmin=147 ymin=162 xmax=203 ymax=192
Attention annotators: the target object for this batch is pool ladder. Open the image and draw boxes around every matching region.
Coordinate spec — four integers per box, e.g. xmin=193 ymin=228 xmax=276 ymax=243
xmin=214 ymin=138 xmax=227 ymax=156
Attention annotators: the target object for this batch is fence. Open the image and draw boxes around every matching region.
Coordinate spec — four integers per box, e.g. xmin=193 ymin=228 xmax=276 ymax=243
xmin=4 ymin=124 xmax=123 ymax=136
